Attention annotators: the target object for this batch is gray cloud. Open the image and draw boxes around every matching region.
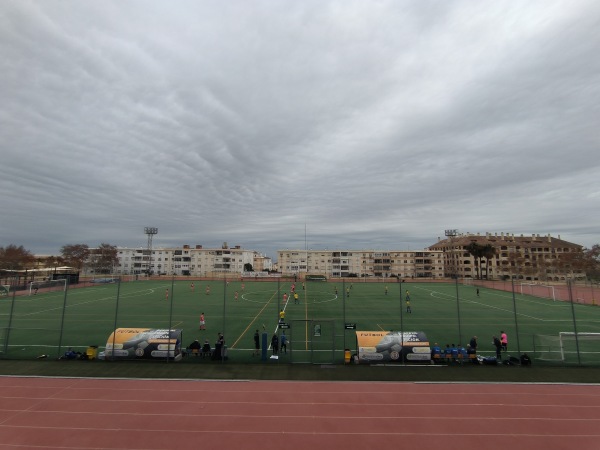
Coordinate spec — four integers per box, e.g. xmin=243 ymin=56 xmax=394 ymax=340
xmin=1 ymin=0 xmax=599 ymax=259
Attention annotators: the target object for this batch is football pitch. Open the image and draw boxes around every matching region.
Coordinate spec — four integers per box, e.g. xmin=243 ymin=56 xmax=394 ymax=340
xmin=2 ymin=279 xmax=600 ymax=364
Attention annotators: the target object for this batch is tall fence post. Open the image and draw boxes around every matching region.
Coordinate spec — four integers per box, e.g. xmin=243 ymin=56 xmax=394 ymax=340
xmin=511 ymin=277 xmax=521 ymax=356
xmin=167 ymin=275 xmax=175 ymax=363
xmin=110 ymin=277 xmax=122 ymax=361
xmin=57 ymin=279 xmax=70 ymax=359
xmin=455 ymin=277 xmax=462 ymax=346
xmin=567 ymin=279 xmax=582 ymax=365
xmin=3 ymin=279 xmax=19 ymax=358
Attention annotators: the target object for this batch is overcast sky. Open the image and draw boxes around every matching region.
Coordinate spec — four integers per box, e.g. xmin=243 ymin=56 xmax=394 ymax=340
xmin=1 ymin=0 xmax=599 ymax=260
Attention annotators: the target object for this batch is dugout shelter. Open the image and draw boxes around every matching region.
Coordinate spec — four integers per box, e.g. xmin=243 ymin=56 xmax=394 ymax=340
xmin=103 ymin=328 xmax=183 ymax=361
xmin=356 ymin=331 xmax=431 ymax=364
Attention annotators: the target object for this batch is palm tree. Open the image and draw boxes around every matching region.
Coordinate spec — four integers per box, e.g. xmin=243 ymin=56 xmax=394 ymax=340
xmin=482 ymin=244 xmax=496 ymax=279
xmin=465 ymin=242 xmax=484 ymax=279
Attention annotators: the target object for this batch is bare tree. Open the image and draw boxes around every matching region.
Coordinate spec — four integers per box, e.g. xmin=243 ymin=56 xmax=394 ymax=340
xmin=61 ymin=244 xmax=90 ymax=271
xmin=89 ymin=243 xmax=119 ymax=275
xmin=0 ymin=245 xmax=35 ymax=270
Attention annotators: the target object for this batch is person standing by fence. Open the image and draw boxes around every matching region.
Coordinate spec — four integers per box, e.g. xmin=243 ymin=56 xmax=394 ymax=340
xmin=280 ymin=331 xmax=288 ymax=354
xmin=493 ymin=336 xmax=502 ymax=359
xmin=252 ymin=330 xmax=260 ymax=356
xmin=500 ymin=331 xmax=508 ymax=352
xmin=469 ymin=336 xmax=478 ymax=352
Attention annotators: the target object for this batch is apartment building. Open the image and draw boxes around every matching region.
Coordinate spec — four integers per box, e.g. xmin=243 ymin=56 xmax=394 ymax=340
xmin=276 ymin=249 xmax=444 ymax=279
xmin=114 ymin=244 xmax=259 ymax=277
xmin=428 ymin=232 xmax=585 ymax=281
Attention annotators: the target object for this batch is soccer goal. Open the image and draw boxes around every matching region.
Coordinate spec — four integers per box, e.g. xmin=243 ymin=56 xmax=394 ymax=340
xmin=0 ymin=285 xmax=10 ymax=297
xmin=462 ymin=278 xmax=474 ymax=286
xmin=520 ymin=283 xmax=556 ymax=301
xmin=535 ymin=332 xmax=600 ymax=363
xmin=29 ymin=279 xmax=67 ymax=296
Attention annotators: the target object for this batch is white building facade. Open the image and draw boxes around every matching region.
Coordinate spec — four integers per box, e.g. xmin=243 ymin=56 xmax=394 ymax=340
xmin=277 ymin=249 xmax=444 ymax=279
xmin=115 ymin=244 xmax=259 ymax=277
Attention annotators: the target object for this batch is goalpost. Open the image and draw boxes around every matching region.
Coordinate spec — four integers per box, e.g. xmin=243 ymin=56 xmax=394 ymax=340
xmin=559 ymin=332 xmax=600 ymax=361
xmin=520 ymin=283 xmax=556 ymax=301
xmin=462 ymin=278 xmax=474 ymax=286
xmin=29 ymin=279 xmax=67 ymax=296
xmin=535 ymin=332 xmax=600 ymax=363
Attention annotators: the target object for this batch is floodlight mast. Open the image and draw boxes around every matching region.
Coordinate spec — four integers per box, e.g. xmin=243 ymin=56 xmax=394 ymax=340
xmin=444 ymin=229 xmax=458 ymax=279
xmin=144 ymin=227 xmax=158 ymax=275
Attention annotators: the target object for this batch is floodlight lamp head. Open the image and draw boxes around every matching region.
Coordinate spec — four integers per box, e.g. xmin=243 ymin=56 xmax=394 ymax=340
xmin=144 ymin=227 xmax=158 ymax=235
xmin=444 ymin=229 xmax=457 ymax=237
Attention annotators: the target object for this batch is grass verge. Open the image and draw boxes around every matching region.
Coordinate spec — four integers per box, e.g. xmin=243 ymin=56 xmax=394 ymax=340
xmin=2 ymin=359 xmax=600 ymax=384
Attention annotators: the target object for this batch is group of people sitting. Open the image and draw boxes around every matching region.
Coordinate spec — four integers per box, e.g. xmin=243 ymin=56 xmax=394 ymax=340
xmin=186 ymin=339 xmax=213 ymax=358
xmin=430 ymin=342 xmax=478 ymax=364
xmin=186 ymin=333 xmax=226 ymax=360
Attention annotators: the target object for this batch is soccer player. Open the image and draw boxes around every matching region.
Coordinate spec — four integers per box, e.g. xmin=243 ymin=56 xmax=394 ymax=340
xmin=165 ymin=289 xmax=169 ymax=301
xmin=385 ymin=286 xmax=388 ymax=295
xmin=406 ymin=299 xmax=411 ymax=313
xmin=205 ymin=285 xmax=210 ymax=295
xmin=199 ymin=313 xmax=206 ymax=330
xmin=405 ymin=290 xmax=410 ymax=301
xmin=279 ymin=309 xmax=285 ymax=323
xmin=234 ymin=291 xmax=239 ymax=301
xmin=190 ymin=282 xmax=195 ymax=292
xmin=294 ymin=292 xmax=299 ymax=304
xmin=283 ymin=293 xmax=288 ymax=304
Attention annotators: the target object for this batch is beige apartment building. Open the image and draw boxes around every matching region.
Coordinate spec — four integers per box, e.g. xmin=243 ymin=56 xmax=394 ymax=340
xmin=429 ymin=232 xmax=585 ymax=281
xmin=276 ymin=249 xmax=444 ymax=279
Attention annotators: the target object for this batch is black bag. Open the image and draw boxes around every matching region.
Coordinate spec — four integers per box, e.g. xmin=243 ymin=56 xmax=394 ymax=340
xmin=520 ymin=354 xmax=532 ymax=366
xmin=482 ymin=356 xmax=497 ymax=365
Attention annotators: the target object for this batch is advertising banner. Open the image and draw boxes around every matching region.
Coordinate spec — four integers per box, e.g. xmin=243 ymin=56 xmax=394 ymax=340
xmin=104 ymin=328 xmax=183 ymax=360
xmin=356 ymin=331 xmax=430 ymax=363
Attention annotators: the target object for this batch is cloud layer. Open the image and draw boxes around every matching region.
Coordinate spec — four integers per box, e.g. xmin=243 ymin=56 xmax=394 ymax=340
xmin=1 ymin=0 xmax=599 ymax=258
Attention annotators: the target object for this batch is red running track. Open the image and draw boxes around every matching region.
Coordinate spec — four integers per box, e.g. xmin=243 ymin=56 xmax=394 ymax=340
xmin=1 ymin=376 xmax=599 ymax=450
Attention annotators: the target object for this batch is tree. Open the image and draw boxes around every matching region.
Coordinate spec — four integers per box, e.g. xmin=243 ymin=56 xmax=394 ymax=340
xmin=0 ymin=245 xmax=35 ymax=270
xmin=89 ymin=243 xmax=119 ymax=275
xmin=506 ymin=250 xmax=526 ymax=279
xmin=465 ymin=242 xmax=484 ymax=279
xmin=482 ymin=244 xmax=497 ymax=279
xmin=583 ymin=245 xmax=600 ymax=280
xmin=557 ymin=245 xmax=600 ymax=281
xmin=244 ymin=263 xmax=253 ymax=272
xmin=61 ymin=244 xmax=90 ymax=271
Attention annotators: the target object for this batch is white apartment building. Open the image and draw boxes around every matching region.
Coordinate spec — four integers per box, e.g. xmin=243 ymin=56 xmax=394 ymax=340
xmin=277 ymin=249 xmax=444 ymax=279
xmin=115 ymin=244 xmax=258 ymax=277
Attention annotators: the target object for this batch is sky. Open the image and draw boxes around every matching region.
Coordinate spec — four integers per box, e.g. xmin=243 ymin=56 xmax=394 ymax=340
xmin=1 ymin=0 xmax=599 ymax=261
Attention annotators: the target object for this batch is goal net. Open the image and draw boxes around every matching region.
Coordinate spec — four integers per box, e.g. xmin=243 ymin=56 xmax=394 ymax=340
xmin=29 ymin=279 xmax=67 ymax=295
xmin=462 ymin=278 xmax=474 ymax=286
xmin=520 ymin=283 xmax=556 ymax=301
xmin=535 ymin=332 xmax=600 ymax=363
xmin=0 ymin=285 xmax=10 ymax=297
